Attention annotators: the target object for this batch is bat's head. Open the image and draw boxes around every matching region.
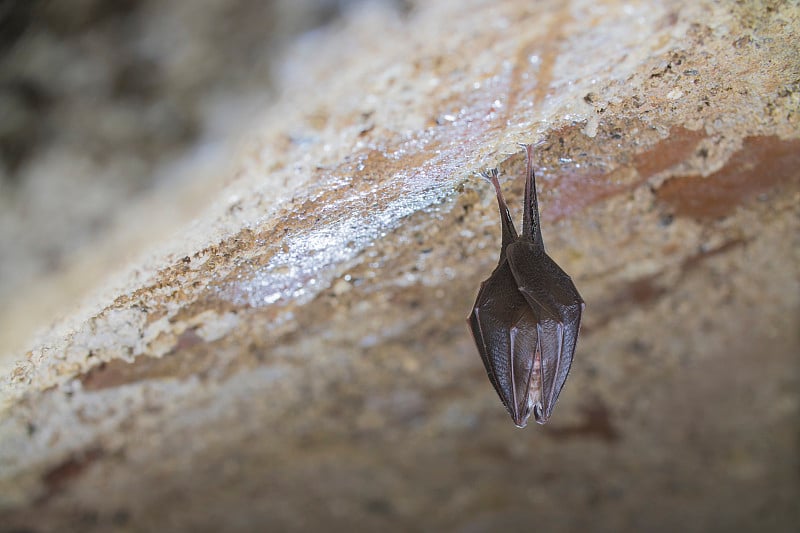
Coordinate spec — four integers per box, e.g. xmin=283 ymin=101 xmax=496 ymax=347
xmin=509 ymin=395 xmax=552 ymax=427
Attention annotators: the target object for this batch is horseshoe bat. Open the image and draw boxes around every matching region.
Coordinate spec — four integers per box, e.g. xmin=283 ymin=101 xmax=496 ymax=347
xmin=468 ymin=145 xmax=584 ymax=428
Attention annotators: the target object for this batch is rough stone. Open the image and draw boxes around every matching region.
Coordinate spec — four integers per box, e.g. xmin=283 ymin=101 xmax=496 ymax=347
xmin=1 ymin=1 xmax=798 ymax=532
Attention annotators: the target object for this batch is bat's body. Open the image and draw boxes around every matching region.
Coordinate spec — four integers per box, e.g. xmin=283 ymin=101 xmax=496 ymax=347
xmin=468 ymin=145 xmax=584 ymax=428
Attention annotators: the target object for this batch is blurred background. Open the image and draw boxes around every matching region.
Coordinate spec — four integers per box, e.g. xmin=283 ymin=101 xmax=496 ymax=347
xmin=0 ymin=0 xmax=409 ymax=353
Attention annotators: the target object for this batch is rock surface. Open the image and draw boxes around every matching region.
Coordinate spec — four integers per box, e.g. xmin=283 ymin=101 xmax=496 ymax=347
xmin=1 ymin=1 xmax=799 ymax=531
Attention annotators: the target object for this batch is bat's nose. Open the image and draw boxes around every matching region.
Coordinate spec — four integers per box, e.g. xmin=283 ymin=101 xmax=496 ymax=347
xmin=533 ymin=403 xmax=549 ymax=425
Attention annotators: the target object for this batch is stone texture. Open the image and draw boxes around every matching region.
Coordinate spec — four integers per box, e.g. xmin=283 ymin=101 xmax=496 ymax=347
xmin=1 ymin=0 xmax=799 ymax=532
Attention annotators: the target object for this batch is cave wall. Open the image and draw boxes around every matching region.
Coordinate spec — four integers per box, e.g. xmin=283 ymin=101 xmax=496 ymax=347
xmin=1 ymin=1 xmax=798 ymax=531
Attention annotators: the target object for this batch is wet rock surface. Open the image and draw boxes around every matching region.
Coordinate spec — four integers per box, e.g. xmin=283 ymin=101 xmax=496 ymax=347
xmin=1 ymin=1 xmax=798 ymax=531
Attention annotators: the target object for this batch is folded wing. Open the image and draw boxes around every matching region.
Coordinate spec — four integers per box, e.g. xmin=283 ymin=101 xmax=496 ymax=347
xmin=506 ymin=239 xmax=584 ymax=424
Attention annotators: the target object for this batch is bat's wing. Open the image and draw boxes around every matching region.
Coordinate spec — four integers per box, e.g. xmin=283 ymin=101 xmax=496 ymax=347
xmin=468 ymin=260 xmax=540 ymax=427
xmin=506 ymin=240 xmax=584 ymax=424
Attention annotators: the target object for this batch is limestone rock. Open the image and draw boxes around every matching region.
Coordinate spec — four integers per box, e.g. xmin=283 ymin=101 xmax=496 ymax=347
xmin=1 ymin=1 xmax=798 ymax=531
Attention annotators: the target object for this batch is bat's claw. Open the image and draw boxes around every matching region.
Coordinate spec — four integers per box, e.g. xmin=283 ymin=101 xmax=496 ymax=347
xmin=478 ymin=168 xmax=498 ymax=182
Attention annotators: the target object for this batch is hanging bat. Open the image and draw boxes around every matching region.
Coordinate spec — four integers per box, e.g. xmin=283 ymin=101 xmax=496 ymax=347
xmin=468 ymin=145 xmax=584 ymax=428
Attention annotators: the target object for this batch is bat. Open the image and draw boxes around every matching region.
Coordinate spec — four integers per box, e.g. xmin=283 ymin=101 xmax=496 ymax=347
xmin=468 ymin=145 xmax=584 ymax=428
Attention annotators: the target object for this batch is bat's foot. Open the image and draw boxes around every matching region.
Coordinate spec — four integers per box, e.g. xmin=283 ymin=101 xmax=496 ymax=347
xmin=478 ymin=168 xmax=499 ymax=182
